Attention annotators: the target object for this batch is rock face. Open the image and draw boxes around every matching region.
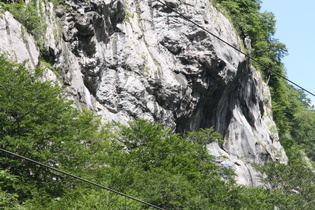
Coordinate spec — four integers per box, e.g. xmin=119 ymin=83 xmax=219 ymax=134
xmin=0 ymin=11 xmax=39 ymax=69
xmin=0 ymin=0 xmax=287 ymax=186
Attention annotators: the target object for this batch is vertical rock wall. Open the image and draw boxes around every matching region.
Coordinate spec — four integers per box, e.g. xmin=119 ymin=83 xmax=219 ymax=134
xmin=0 ymin=11 xmax=39 ymax=69
xmin=0 ymin=0 xmax=287 ymax=186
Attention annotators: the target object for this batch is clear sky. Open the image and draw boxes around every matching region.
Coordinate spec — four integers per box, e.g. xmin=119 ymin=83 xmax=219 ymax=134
xmin=260 ymin=0 xmax=315 ymax=104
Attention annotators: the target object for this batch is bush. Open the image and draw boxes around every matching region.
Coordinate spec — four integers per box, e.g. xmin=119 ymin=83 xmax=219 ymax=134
xmin=2 ymin=0 xmax=47 ymax=46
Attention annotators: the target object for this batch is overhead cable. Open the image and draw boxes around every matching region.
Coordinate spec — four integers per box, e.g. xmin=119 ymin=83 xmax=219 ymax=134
xmin=155 ymin=0 xmax=315 ymax=98
xmin=0 ymin=148 xmax=165 ymax=210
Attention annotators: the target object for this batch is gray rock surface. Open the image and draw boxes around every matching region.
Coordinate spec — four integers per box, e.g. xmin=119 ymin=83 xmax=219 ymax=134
xmin=0 ymin=10 xmax=39 ymax=68
xmin=0 ymin=0 xmax=287 ymax=186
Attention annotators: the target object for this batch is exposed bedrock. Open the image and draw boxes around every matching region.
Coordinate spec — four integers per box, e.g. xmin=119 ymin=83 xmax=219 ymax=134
xmin=0 ymin=0 xmax=287 ymax=186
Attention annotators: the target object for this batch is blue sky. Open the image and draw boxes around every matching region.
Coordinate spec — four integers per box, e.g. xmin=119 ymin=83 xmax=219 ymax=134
xmin=260 ymin=0 xmax=315 ymax=104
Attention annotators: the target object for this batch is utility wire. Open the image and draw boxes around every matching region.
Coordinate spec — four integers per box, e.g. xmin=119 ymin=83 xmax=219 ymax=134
xmin=0 ymin=148 xmax=165 ymax=210
xmin=1 ymin=3 xmax=311 ymax=209
xmin=155 ymin=0 xmax=315 ymax=98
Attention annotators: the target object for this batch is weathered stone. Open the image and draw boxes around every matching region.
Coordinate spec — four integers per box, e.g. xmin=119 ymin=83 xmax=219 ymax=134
xmin=0 ymin=11 xmax=39 ymax=68
xmin=0 ymin=0 xmax=288 ymax=186
xmin=54 ymin=0 xmax=287 ymax=185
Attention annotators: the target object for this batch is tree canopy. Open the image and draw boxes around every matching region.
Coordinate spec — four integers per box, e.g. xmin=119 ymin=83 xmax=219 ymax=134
xmin=1 ymin=0 xmax=315 ymax=209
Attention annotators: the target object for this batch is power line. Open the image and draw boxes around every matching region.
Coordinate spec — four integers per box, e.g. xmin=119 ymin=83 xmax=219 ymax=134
xmin=155 ymin=0 xmax=315 ymax=98
xmin=0 ymin=148 xmax=165 ymax=210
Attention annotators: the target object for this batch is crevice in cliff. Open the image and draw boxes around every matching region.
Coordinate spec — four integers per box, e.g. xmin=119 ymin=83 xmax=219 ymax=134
xmin=17 ymin=0 xmax=287 ymax=187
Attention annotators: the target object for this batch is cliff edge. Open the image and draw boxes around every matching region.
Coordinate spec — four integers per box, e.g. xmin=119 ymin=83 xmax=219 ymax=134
xmin=0 ymin=0 xmax=287 ymax=186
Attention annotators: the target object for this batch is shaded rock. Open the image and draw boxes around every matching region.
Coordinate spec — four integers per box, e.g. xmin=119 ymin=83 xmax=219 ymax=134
xmin=0 ymin=0 xmax=288 ymax=186
xmin=53 ymin=0 xmax=287 ymax=185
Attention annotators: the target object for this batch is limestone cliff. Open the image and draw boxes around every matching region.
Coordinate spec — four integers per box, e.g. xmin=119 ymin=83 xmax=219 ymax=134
xmin=0 ymin=0 xmax=287 ymax=186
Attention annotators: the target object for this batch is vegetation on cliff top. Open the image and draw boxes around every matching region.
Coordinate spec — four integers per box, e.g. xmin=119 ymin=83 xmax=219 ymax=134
xmin=217 ymin=0 xmax=315 ymax=207
xmin=1 ymin=0 xmax=315 ymax=209
xmin=216 ymin=0 xmax=315 ymax=160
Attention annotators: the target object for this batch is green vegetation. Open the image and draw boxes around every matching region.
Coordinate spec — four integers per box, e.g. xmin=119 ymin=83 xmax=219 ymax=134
xmin=214 ymin=0 xmax=289 ymax=135
xmin=213 ymin=1 xmax=315 ymax=153
xmin=215 ymin=0 xmax=315 ymax=156
xmin=1 ymin=0 xmax=315 ymax=209
xmin=0 ymin=0 xmax=47 ymax=46
xmin=0 ymin=55 xmax=102 ymax=207
xmin=0 ymin=0 xmax=65 ymax=47
xmin=215 ymin=1 xmax=315 ymax=209
xmin=0 ymin=56 xmax=231 ymax=208
xmin=1 ymin=54 xmax=315 ymax=208
xmin=255 ymin=160 xmax=315 ymax=209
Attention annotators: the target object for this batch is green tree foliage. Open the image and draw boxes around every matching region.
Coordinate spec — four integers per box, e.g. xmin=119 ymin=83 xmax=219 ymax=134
xmin=214 ymin=0 xmax=292 ymax=136
xmin=0 ymin=57 xmax=298 ymax=209
xmin=1 ymin=0 xmax=47 ymax=46
xmin=217 ymin=1 xmax=315 ymax=163
xmin=215 ymin=0 xmax=287 ymax=67
xmin=0 ymin=170 xmax=23 ymax=209
xmin=0 ymin=55 xmax=228 ymax=209
xmin=217 ymin=2 xmax=315 ymax=207
xmin=0 ymin=0 xmax=65 ymax=48
xmin=2 ymin=0 xmax=315 ymax=208
xmin=110 ymin=119 xmax=233 ymax=209
xmin=256 ymin=160 xmax=315 ymax=209
xmin=0 ymin=55 xmax=102 ymax=204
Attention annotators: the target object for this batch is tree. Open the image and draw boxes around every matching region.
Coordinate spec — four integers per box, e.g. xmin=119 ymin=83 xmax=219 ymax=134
xmin=256 ymin=161 xmax=315 ymax=209
xmin=110 ymin=119 xmax=237 ymax=209
xmin=0 ymin=55 xmax=101 ymax=203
